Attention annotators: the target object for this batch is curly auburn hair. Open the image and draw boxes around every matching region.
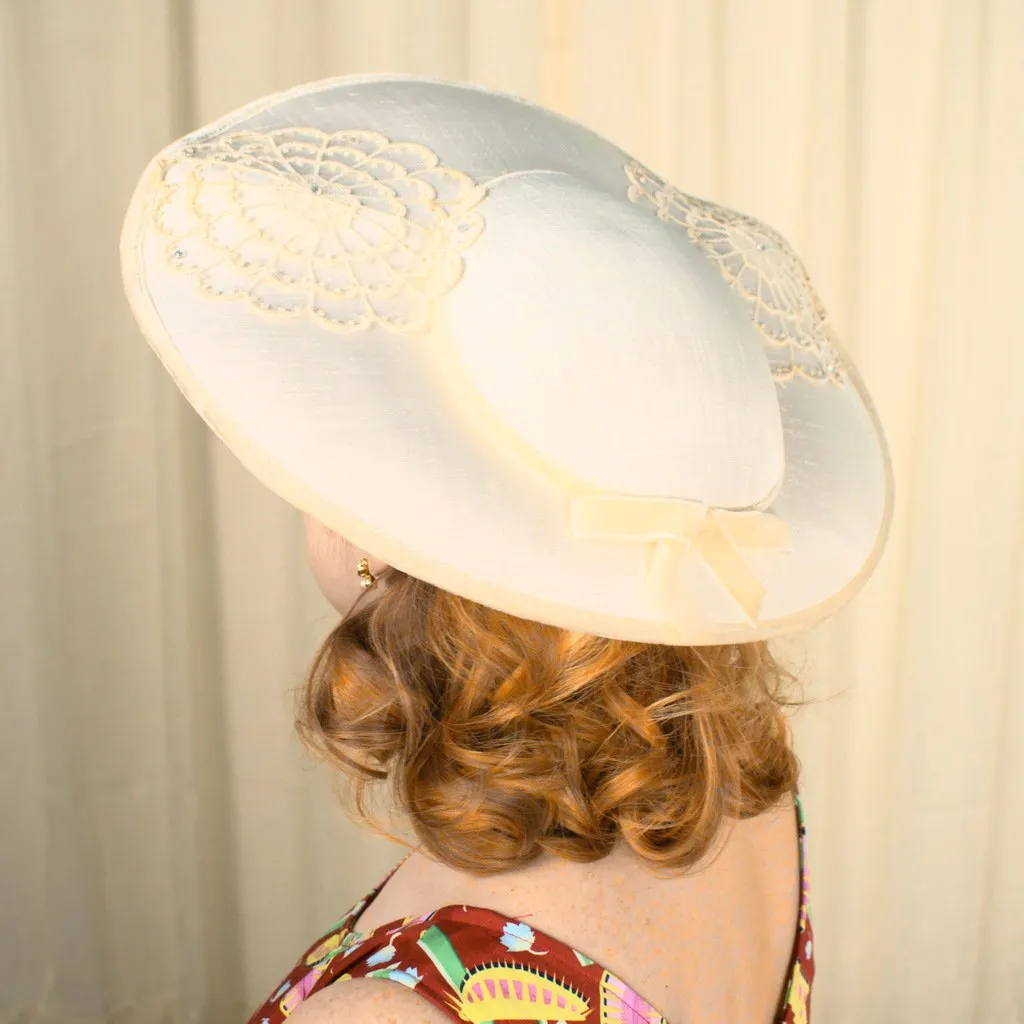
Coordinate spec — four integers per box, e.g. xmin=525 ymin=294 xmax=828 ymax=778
xmin=295 ymin=567 xmax=803 ymax=878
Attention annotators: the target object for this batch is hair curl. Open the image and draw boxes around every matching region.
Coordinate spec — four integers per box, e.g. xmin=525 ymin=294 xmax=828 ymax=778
xmin=296 ymin=568 xmax=804 ymax=878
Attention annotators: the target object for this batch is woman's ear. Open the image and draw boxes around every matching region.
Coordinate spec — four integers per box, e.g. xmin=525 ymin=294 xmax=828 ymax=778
xmin=301 ymin=512 xmax=389 ymax=615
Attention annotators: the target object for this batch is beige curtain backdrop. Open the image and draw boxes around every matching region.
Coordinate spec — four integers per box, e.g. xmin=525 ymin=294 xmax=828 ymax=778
xmin=1 ymin=1 xmax=1021 ymax=1021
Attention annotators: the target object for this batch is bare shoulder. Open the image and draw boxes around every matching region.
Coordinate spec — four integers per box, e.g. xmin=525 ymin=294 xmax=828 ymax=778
xmin=285 ymin=976 xmax=453 ymax=1024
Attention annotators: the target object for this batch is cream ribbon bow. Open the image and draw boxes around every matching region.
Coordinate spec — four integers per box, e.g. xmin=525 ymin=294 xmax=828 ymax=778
xmin=569 ymin=494 xmax=791 ymax=630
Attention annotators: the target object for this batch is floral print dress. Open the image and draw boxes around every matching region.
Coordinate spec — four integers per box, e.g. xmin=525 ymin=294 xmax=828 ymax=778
xmin=248 ymin=792 xmax=814 ymax=1023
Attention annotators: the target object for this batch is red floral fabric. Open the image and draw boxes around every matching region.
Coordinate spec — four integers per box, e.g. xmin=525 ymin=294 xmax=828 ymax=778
xmin=248 ymin=792 xmax=814 ymax=1023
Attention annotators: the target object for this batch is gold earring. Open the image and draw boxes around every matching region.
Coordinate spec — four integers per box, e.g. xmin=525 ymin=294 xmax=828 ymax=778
xmin=356 ymin=558 xmax=377 ymax=589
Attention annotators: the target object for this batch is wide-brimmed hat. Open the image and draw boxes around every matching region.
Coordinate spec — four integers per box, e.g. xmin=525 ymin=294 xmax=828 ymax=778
xmin=120 ymin=73 xmax=893 ymax=645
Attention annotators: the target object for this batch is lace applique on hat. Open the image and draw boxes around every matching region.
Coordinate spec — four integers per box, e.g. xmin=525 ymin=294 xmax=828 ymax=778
xmin=624 ymin=159 xmax=847 ymax=387
xmin=152 ymin=128 xmax=487 ymax=333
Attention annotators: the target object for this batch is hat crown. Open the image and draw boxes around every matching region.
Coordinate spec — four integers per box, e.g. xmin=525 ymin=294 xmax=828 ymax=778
xmin=443 ymin=171 xmax=785 ymax=507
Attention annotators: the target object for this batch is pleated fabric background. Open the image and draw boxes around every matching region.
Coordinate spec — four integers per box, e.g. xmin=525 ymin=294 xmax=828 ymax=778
xmin=1 ymin=1 xmax=1022 ymax=1021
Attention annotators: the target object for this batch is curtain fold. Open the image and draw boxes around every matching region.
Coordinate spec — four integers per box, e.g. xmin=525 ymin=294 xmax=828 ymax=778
xmin=1 ymin=1 xmax=1020 ymax=1020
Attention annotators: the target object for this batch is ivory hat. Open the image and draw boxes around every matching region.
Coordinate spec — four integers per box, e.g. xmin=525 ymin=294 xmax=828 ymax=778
xmin=119 ymin=73 xmax=893 ymax=646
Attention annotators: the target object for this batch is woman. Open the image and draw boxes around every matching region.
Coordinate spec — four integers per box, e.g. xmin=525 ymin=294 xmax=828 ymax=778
xmin=120 ymin=74 xmax=892 ymax=1024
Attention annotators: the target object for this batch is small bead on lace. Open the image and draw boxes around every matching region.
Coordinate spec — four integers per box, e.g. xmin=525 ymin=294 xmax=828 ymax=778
xmin=152 ymin=128 xmax=487 ymax=334
xmin=624 ymin=160 xmax=847 ymax=387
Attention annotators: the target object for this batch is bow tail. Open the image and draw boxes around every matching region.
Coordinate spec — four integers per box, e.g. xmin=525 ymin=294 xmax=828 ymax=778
xmin=647 ymin=538 xmax=708 ymax=638
xmin=647 ymin=531 xmax=767 ymax=634
xmin=696 ymin=524 xmax=769 ymax=624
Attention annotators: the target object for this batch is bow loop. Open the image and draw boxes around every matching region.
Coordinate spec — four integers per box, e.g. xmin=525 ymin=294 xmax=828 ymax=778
xmin=569 ymin=494 xmax=791 ymax=633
